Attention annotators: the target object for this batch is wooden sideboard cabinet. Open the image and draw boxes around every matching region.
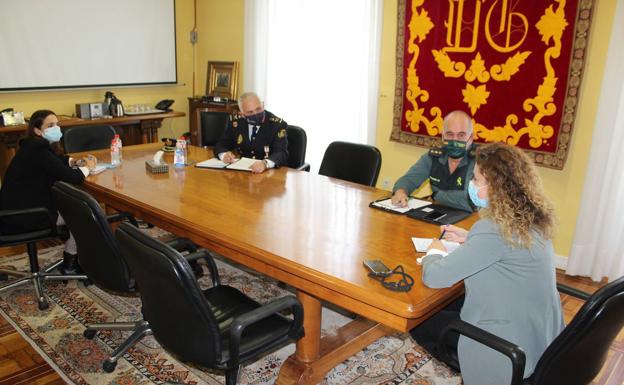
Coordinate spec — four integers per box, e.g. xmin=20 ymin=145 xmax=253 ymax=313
xmin=188 ymin=97 xmax=238 ymax=146
xmin=0 ymin=111 xmax=184 ymax=180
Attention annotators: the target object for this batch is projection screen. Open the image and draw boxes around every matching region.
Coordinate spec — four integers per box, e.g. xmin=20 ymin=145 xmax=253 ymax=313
xmin=0 ymin=0 xmax=177 ymax=91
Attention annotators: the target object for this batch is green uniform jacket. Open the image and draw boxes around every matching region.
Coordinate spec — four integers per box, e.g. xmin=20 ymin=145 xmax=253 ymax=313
xmin=392 ymin=151 xmax=476 ymax=212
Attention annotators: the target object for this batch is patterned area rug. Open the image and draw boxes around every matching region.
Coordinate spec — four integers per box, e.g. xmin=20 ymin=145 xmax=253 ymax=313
xmin=0 ymin=238 xmax=462 ymax=385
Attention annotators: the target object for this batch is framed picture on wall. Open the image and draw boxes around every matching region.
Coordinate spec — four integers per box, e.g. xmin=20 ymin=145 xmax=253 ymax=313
xmin=206 ymin=61 xmax=239 ymax=99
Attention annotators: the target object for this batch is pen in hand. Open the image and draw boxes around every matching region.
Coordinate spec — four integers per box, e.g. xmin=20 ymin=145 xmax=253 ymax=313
xmin=439 ymin=229 xmax=447 ymax=240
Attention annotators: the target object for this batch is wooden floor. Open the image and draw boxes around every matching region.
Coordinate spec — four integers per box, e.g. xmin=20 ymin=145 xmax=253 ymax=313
xmin=0 ymin=242 xmax=622 ymax=385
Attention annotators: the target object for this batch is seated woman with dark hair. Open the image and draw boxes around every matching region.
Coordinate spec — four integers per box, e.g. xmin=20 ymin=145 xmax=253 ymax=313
xmin=0 ymin=109 xmax=96 ymax=273
xmin=411 ymin=142 xmax=564 ymax=385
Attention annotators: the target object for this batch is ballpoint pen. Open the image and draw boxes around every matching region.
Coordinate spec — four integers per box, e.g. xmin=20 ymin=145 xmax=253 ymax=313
xmin=439 ymin=228 xmax=447 ymax=240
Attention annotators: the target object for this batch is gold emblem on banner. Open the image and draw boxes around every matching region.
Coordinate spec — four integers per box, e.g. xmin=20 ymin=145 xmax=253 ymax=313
xmin=405 ymin=0 xmax=569 ymax=148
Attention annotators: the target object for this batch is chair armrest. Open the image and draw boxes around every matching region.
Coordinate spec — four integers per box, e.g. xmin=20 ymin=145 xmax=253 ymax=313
xmin=296 ymin=163 xmax=310 ymax=172
xmin=557 ymin=283 xmax=591 ymax=301
xmin=437 ymin=319 xmax=526 ymax=385
xmin=0 ymin=207 xmax=53 ymax=223
xmin=106 ymin=212 xmax=139 ymax=227
xmin=181 ymin=249 xmax=220 ymax=287
xmin=228 ymin=296 xmax=304 ymax=367
xmin=166 ymin=237 xmax=197 ymax=253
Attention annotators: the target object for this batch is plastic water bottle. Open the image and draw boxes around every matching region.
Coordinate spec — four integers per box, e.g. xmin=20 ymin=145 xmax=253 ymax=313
xmin=110 ymin=138 xmax=120 ymax=166
xmin=174 ymin=137 xmax=186 ymax=167
xmin=114 ymin=134 xmax=123 ymax=163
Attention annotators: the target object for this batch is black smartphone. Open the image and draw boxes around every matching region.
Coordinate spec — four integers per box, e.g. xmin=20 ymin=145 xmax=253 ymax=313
xmin=424 ymin=210 xmax=447 ymax=221
xmin=363 ymin=259 xmax=391 ymax=276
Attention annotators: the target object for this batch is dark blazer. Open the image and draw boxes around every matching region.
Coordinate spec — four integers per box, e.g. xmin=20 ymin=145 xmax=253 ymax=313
xmin=213 ymin=110 xmax=289 ymax=167
xmin=0 ymin=137 xmax=85 ymax=233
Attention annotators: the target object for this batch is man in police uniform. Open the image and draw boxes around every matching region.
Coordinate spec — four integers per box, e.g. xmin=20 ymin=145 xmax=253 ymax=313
xmin=391 ymin=110 xmax=476 ymax=212
xmin=214 ymin=92 xmax=288 ymax=173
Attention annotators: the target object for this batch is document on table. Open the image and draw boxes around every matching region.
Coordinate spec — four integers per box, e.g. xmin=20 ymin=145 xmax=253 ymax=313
xmin=195 ymin=157 xmax=256 ymax=172
xmin=224 ymin=157 xmax=256 ymax=171
xmin=370 ymin=197 xmax=431 ymax=214
xmin=89 ymin=164 xmax=108 ymax=175
xmin=196 ymin=158 xmax=228 ymax=169
xmin=412 ymin=237 xmax=460 ymax=253
xmin=413 ymin=237 xmax=460 ymax=265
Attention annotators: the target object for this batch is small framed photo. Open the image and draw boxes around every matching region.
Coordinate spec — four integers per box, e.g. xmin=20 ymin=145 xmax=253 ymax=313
xmin=206 ymin=61 xmax=239 ymax=100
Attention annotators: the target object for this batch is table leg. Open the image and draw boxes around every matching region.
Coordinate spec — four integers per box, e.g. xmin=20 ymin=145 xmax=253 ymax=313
xmin=276 ymin=291 xmax=393 ymax=385
xmin=296 ymin=291 xmax=321 ymax=363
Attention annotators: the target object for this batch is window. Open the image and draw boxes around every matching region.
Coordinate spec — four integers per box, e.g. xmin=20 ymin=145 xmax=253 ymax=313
xmin=244 ymin=0 xmax=382 ymax=170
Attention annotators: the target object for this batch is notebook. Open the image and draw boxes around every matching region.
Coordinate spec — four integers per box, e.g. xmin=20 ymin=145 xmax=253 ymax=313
xmin=195 ymin=157 xmax=257 ymax=172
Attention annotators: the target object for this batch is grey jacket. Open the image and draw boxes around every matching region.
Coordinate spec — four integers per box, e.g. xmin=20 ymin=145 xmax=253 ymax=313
xmin=422 ymin=219 xmax=564 ymax=385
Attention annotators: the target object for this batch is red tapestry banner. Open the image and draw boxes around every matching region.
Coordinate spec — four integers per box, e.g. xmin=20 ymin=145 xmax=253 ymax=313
xmin=391 ymin=0 xmax=595 ymax=169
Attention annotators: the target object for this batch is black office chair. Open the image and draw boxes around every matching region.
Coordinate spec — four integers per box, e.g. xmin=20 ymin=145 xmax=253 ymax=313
xmin=437 ymin=278 xmax=624 ymax=385
xmin=318 ymin=141 xmax=382 ymax=186
xmin=62 ymin=124 xmax=116 ymax=153
xmin=0 ymin=208 xmax=87 ymax=310
xmin=51 ymin=181 xmax=213 ymax=372
xmin=198 ymin=110 xmax=229 ymax=147
xmin=115 ymin=222 xmax=305 ymax=385
xmin=286 ymin=125 xmax=310 ymax=171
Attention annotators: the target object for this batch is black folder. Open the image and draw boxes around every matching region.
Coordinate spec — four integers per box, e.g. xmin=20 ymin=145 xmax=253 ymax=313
xmin=406 ymin=203 xmax=472 ymax=225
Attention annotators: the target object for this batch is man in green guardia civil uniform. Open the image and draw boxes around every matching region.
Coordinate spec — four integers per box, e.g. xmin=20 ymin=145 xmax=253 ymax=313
xmin=391 ymin=110 xmax=477 ymax=212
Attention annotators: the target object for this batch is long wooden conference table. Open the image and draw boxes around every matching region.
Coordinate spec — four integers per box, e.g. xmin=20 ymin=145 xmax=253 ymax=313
xmin=79 ymin=143 xmax=473 ymax=384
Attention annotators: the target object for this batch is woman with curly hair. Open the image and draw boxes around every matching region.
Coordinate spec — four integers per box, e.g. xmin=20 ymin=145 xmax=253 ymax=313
xmin=411 ymin=142 xmax=564 ymax=385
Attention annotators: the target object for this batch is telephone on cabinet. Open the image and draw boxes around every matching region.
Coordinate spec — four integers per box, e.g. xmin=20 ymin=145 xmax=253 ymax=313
xmin=155 ymin=99 xmax=174 ymax=112
xmin=201 ymin=95 xmax=229 ymax=104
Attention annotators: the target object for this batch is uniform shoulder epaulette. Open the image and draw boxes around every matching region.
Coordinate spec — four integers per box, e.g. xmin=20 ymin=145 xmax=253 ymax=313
xmin=429 ymin=145 xmax=444 ymax=157
xmin=268 ymin=116 xmax=283 ymax=123
xmin=230 ymin=112 xmax=243 ymax=121
xmin=468 ymin=143 xmax=478 ymax=157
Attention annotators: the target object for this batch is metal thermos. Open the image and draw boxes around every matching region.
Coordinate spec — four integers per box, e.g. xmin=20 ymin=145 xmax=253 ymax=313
xmin=109 ymin=96 xmax=124 ymax=117
xmin=104 ymin=91 xmax=113 ymax=114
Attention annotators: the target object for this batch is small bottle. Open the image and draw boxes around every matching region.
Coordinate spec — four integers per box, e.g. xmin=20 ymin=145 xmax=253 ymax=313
xmin=174 ymin=137 xmax=186 ymax=167
xmin=114 ymin=134 xmax=123 ymax=163
xmin=110 ymin=138 xmax=120 ymax=166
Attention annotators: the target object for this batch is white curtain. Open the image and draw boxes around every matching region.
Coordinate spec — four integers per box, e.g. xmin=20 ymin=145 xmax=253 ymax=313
xmin=566 ymin=0 xmax=624 ymax=282
xmin=244 ymin=0 xmax=382 ymax=171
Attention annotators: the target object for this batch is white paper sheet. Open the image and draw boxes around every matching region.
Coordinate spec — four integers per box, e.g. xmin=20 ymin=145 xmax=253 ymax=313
xmin=411 ymin=237 xmax=460 ymax=253
xmin=224 ymin=157 xmax=257 ymax=172
xmin=371 ymin=197 xmax=431 ymax=213
xmin=195 ymin=158 xmax=228 ymax=169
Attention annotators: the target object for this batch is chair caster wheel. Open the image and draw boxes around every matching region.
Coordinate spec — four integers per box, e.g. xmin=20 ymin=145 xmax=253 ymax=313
xmin=103 ymin=360 xmax=117 ymax=373
xmin=38 ymin=301 xmax=49 ymax=310
xmin=83 ymin=329 xmax=97 ymax=339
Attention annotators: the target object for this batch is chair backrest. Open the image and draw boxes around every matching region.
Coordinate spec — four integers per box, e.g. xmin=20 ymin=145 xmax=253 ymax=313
xmin=530 ymin=276 xmax=624 ymax=385
xmin=286 ymin=125 xmax=307 ymax=169
xmin=199 ymin=110 xmax=229 ymax=147
xmin=62 ymin=125 xmax=116 ymax=153
xmin=115 ymin=222 xmax=222 ymax=368
xmin=318 ymin=141 xmax=382 ymax=187
xmin=50 ymin=181 xmax=133 ymax=293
